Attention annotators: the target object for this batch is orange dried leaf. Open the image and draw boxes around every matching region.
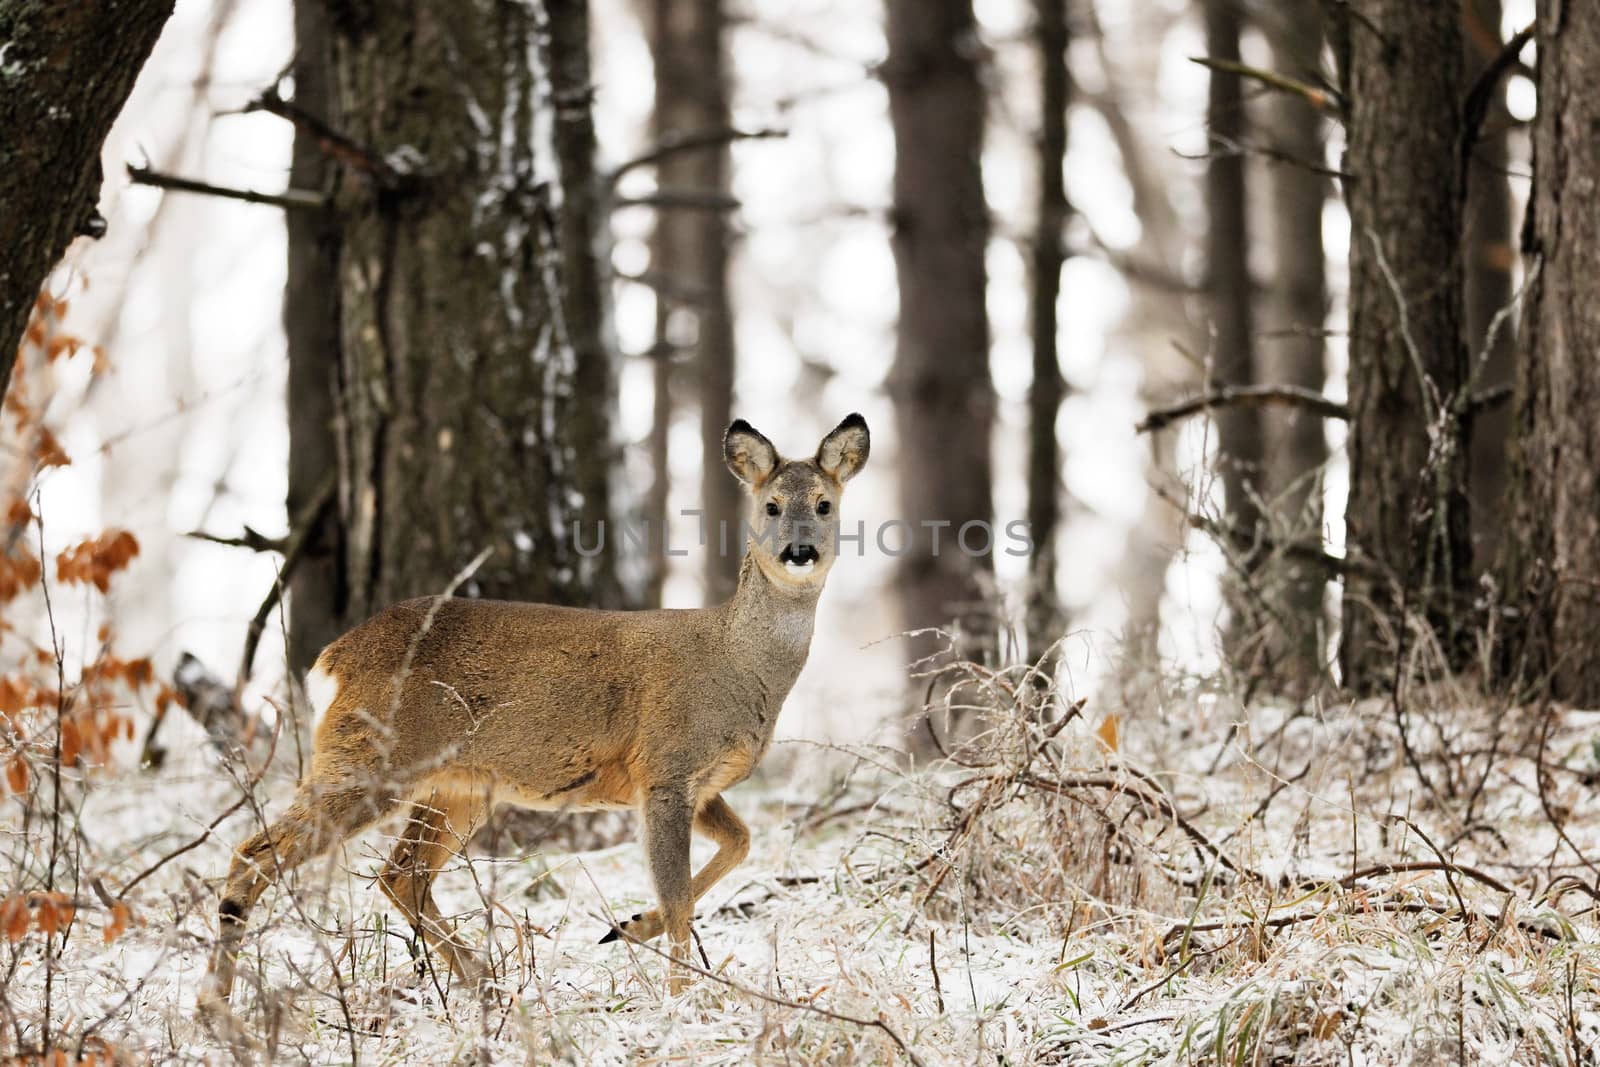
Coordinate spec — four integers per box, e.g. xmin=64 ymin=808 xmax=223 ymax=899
xmin=59 ymin=720 xmax=81 ymax=766
xmin=55 ymin=530 xmax=140 ymax=593
xmin=5 ymin=757 xmax=28 ymax=794
xmin=0 ymin=896 xmax=27 ymax=941
xmin=35 ymin=427 xmax=70 ymax=468
xmin=1095 ymin=714 xmax=1120 ymax=753
xmin=33 ymin=894 xmax=74 ymax=937
xmin=0 ymin=551 xmax=42 ymax=603
xmin=104 ymin=902 xmax=131 ymax=944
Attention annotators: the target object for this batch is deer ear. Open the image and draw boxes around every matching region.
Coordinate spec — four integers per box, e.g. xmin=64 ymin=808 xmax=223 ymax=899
xmin=816 ymin=413 xmax=870 ymax=483
xmin=724 ymin=419 xmax=779 ymax=487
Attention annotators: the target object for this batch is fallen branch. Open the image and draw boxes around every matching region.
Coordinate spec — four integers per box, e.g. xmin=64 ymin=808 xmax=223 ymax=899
xmin=126 ymin=164 xmax=325 ymax=211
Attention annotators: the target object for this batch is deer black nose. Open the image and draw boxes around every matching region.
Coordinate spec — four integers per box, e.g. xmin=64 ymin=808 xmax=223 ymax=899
xmin=780 ymin=543 xmax=819 ymax=565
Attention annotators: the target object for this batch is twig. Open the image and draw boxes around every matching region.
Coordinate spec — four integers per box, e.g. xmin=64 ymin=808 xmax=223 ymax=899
xmin=126 ymin=164 xmax=325 ymax=211
xmin=1460 ymin=22 xmax=1536 ymax=192
xmin=1017 ymin=772 xmax=1268 ymax=887
xmin=1467 ymin=382 xmax=1512 ymax=414
xmin=615 ymin=189 xmax=742 ymax=212
xmin=616 ymin=928 xmax=927 ymax=1067
xmin=34 ymin=499 xmax=66 ymax=1043
xmin=1148 ymin=480 xmax=1376 ymax=579
xmin=236 ymin=472 xmax=336 ymax=692
xmin=609 ymin=126 xmax=786 ymax=183
xmin=1177 ymin=134 xmax=1351 ymax=181
xmin=245 ymin=85 xmax=402 ymax=186
xmin=1189 ymin=56 xmax=1340 ymax=112
xmin=116 ymin=710 xmax=282 ymax=901
xmin=185 ymin=526 xmax=287 ymax=553
xmin=1137 ymin=383 xmax=1349 ymax=434
xmin=1339 ymin=859 xmax=1514 ymax=898
xmin=1535 ymin=699 xmax=1600 ymax=884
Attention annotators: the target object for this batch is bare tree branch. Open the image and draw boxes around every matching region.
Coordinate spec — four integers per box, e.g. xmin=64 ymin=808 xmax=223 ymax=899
xmin=1137 ymin=384 xmax=1349 ymax=434
xmin=126 ymin=164 xmax=326 ymax=211
xmin=245 ymin=85 xmax=402 ymax=186
xmin=609 ymin=126 xmax=785 ymax=184
xmin=1189 ymin=55 xmax=1341 ymax=113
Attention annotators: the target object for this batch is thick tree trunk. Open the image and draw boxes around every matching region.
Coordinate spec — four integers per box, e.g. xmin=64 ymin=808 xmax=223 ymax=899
xmin=1462 ymin=0 xmax=1515 ymax=572
xmin=884 ymin=0 xmax=995 ymax=682
xmin=1498 ymin=2 xmax=1600 ymax=703
xmin=0 ymin=0 xmax=175 ymax=401
xmin=1340 ymin=0 xmax=1470 ymax=689
xmin=1203 ymin=0 xmax=1266 ymax=668
xmin=289 ymin=0 xmax=617 ymax=645
xmin=648 ymin=0 xmax=737 ymax=603
xmin=1258 ymin=1 xmax=1330 ymax=688
xmin=1025 ymin=0 xmax=1069 ymax=658
xmin=284 ymin=1 xmax=344 ymax=674
xmin=546 ymin=0 xmax=623 ymax=609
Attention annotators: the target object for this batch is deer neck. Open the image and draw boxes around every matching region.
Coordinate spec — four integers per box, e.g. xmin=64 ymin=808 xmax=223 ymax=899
xmin=724 ymin=551 xmax=821 ymax=667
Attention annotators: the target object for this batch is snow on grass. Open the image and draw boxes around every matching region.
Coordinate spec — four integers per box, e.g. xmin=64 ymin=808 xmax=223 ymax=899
xmin=7 ymin=687 xmax=1600 ymax=1064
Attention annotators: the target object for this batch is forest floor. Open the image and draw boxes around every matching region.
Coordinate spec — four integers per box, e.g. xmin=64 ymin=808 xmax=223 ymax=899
xmin=9 ymin=675 xmax=1600 ymax=1065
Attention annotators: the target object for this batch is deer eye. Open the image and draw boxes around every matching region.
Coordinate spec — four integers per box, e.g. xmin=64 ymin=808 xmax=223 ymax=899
xmin=816 ymin=500 xmax=832 ymax=516
xmin=765 ymin=502 xmax=781 ymax=517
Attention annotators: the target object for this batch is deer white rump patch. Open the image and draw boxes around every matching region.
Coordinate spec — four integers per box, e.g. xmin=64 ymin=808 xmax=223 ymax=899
xmin=305 ymin=661 xmax=340 ymax=729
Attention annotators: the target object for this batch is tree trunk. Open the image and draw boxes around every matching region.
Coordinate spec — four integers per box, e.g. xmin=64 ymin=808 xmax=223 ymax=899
xmin=1498 ymin=1 xmax=1600 ymax=703
xmin=289 ymin=0 xmax=618 ymax=649
xmin=1258 ymin=1 xmax=1330 ymax=688
xmin=0 ymin=0 xmax=175 ymax=402
xmin=1025 ymin=0 xmax=1069 ymax=659
xmin=1339 ymin=0 xmax=1470 ymax=689
xmin=1461 ymin=0 xmax=1515 ymax=572
xmin=645 ymin=343 xmax=673 ymax=607
xmin=546 ymin=0 xmax=624 ymax=609
xmin=284 ymin=0 xmax=344 ymax=674
xmin=648 ymin=0 xmax=737 ymax=603
xmin=884 ymin=0 xmax=995 ymax=687
xmin=1203 ymin=0 xmax=1266 ymax=669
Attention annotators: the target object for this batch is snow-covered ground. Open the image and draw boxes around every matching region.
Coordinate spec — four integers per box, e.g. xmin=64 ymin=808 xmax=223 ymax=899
xmin=8 ymin=683 xmax=1600 ymax=1065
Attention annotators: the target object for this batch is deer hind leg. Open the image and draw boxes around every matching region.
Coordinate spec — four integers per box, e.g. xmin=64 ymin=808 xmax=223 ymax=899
xmin=601 ymin=794 xmax=750 ymax=975
xmin=201 ymin=782 xmax=397 ymax=1008
xmin=378 ymin=789 xmax=488 ymax=988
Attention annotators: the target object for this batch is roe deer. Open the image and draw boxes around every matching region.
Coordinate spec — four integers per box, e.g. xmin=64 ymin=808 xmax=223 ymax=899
xmin=200 ymin=414 xmax=870 ymax=1004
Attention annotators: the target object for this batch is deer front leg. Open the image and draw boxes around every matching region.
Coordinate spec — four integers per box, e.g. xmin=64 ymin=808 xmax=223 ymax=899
xmin=632 ymin=787 xmax=695 ymax=993
xmin=599 ymin=794 xmax=750 ymax=954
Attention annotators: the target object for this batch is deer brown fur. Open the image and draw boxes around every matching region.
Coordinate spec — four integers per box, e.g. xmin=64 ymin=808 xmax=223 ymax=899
xmin=200 ymin=415 xmax=869 ymax=1005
